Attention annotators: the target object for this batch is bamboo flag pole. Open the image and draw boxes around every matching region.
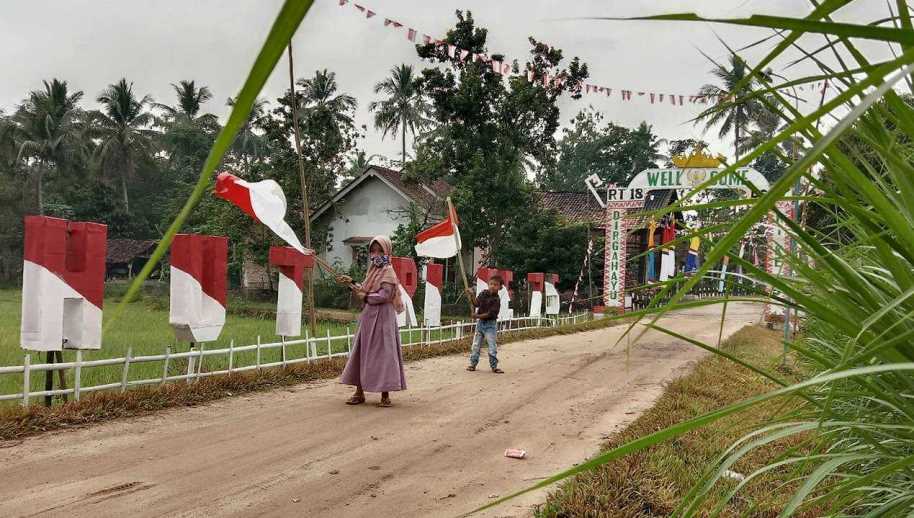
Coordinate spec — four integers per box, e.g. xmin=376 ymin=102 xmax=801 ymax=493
xmin=446 ymin=197 xmax=475 ymax=317
xmin=287 ymin=42 xmax=318 ymax=337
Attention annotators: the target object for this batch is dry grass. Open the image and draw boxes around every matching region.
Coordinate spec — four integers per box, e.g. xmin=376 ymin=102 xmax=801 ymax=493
xmin=0 ymin=315 xmax=619 ymax=442
xmin=537 ymin=326 xmax=818 ymax=518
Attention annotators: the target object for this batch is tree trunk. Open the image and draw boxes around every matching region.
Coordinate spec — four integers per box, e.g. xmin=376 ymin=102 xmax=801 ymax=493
xmin=121 ymin=173 xmax=130 ymax=214
xmin=401 ymin=116 xmax=407 ymax=167
xmin=37 ymin=164 xmax=45 ymax=215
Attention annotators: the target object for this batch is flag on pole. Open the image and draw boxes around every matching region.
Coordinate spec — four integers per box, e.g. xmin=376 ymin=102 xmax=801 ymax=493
xmin=214 ymin=172 xmax=307 ymax=254
xmin=415 ymin=206 xmax=461 ymax=258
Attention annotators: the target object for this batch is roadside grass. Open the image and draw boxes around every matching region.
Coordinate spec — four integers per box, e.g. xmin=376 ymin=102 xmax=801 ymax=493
xmin=0 ymin=313 xmax=619 ymax=441
xmin=0 ymin=288 xmax=457 ymax=399
xmin=537 ymin=326 xmax=818 ymax=518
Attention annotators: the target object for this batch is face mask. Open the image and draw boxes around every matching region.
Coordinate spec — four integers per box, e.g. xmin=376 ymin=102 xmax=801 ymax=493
xmin=370 ymin=255 xmax=389 ymax=268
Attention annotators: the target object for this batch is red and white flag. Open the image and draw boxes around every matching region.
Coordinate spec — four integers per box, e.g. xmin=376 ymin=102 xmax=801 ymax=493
xmin=214 ymin=172 xmax=306 ymax=254
xmin=415 ymin=205 xmax=461 ymax=258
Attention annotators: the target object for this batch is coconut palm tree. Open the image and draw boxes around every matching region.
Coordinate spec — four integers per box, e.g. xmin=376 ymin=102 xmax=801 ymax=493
xmin=12 ymin=79 xmax=85 ymax=214
xmin=226 ymin=96 xmax=268 ymax=175
xmin=91 ymin=78 xmax=157 ymax=213
xmin=695 ymin=54 xmax=767 ymax=160
xmin=155 ymin=80 xmax=218 ymax=127
xmin=154 ymin=80 xmax=219 ymax=175
xmin=369 ymin=64 xmax=430 ymax=166
xmin=294 ymin=69 xmax=357 ymax=129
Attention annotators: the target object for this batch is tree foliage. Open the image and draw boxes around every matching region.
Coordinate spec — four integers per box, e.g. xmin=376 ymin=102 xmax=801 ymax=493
xmin=412 ymin=11 xmax=589 ymax=258
xmin=541 ymin=107 xmax=664 ymax=189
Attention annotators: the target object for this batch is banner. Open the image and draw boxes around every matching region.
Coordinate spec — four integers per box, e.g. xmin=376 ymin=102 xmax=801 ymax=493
xmin=336 ymin=0 xmax=831 ymax=106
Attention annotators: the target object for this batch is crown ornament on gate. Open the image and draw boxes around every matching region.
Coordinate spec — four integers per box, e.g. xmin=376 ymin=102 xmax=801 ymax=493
xmin=671 ymin=145 xmax=726 ymax=169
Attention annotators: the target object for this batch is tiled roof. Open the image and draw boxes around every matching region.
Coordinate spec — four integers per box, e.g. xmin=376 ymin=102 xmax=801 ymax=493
xmin=372 ymin=166 xmax=452 ymax=207
xmin=311 ymin=165 xmax=452 ymax=222
xmin=106 ymin=239 xmax=157 ymax=264
xmin=536 ymin=191 xmax=605 ymax=228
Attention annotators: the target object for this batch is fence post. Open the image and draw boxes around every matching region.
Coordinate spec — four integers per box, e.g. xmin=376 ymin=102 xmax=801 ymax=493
xmin=281 ymin=336 xmax=287 ymax=368
xmin=196 ymin=344 xmax=206 ymax=381
xmin=22 ymin=353 xmax=30 ymax=407
xmin=326 ymin=329 xmax=332 ymax=358
xmin=162 ymin=346 xmax=171 ymax=385
xmin=304 ymin=330 xmax=311 ymax=363
xmin=346 ymin=326 xmax=351 ymax=355
xmin=228 ymin=340 xmax=234 ymax=373
xmin=121 ymin=347 xmax=133 ymax=393
xmin=256 ymin=336 xmax=262 ymax=370
xmin=74 ymin=350 xmax=82 ymax=401
xmin=186 ymin=345 xmax=196 ymax=383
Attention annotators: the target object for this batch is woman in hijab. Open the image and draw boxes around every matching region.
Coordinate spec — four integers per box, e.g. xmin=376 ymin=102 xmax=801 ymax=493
xmin=335 ymin=236 xmax=407 ymax=407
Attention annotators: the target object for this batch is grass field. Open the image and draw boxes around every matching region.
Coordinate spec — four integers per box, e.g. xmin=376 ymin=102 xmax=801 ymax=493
xmin=537 ymin=326 xmax=815 ymax=517
xmin=0 ymin=288 xmax=465 ymax=402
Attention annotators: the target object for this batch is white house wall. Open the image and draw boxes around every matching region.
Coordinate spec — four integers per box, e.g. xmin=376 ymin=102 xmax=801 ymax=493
xmin=314 ymin=177 xmax=413 ymax=270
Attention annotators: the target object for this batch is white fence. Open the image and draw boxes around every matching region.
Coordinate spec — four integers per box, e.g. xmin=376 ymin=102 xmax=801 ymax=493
xmin=0 ymin=312 xmax=593 ymax=406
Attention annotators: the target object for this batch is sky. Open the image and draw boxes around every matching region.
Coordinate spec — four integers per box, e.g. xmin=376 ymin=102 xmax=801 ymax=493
xmin=0 ymin=0 xmax=892 ymax=168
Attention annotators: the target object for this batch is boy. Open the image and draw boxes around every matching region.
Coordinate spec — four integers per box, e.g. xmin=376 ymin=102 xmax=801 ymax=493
xmin=466 ymin=275 xmax=505 ymax=373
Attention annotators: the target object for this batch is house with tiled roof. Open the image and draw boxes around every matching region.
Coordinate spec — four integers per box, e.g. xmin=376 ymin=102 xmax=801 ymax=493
xmin=309 ymin=165 xmax=454 ymax=269
xmin=105 ymin=239 xmax=159 ymax=279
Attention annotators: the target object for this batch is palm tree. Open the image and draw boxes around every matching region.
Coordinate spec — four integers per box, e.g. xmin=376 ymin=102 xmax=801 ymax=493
xmin=295 ymin=69 xmax=357 ymax=129
xmin=154 ymin=80 xmax=219 ymax=174
xmin=369 ymin=65 xmax=430 ymax=166
xmin=226 ymin=96 xmax=268 ymax=175
xmin=12 ymin=79 xmax=85 ymax=214
xmin=695 ymin=55 xmax=767 ymax=160
xmin=91 ymin=79 xmax=157 ymax=213
xmin=155 ymin=80 xmax=218 ymax=127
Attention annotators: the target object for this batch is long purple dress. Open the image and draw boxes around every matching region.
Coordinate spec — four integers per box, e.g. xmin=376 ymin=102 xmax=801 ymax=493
xmin=341 ymin=283 xmax=407 ymax=392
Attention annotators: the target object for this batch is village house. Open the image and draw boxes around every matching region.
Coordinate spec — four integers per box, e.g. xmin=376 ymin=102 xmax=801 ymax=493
xmin=309 ymin=165 xmax=454 ymax=270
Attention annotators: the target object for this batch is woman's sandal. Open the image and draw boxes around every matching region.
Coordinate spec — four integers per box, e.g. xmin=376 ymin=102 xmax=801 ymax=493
xmin=345 ymin=395 xmax=366 ymax=405
xmin=377 ymin=399 xmax=392 ymax=408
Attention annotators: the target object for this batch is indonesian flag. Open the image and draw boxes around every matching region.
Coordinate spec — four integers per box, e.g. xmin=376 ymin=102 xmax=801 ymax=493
xmin=214 ymin=172 xmax=306 ymax=254
xmin=415 ymin=205 xmax=461 ymax=258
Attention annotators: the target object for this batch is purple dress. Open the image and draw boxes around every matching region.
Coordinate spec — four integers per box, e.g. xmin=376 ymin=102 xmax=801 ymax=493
xmin=341 ymin=283 xmax=407 ymax=392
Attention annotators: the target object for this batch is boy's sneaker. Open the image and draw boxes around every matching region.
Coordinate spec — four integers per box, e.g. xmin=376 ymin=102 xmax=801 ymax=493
xmin=466 ymin=365 xmax=477 ymax=371
xmin=492 ymin=368 xmax=504 ymax=374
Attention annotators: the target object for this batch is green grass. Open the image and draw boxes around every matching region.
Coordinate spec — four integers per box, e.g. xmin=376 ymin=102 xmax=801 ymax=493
xmin=0 ymin=288 xmax=517 ymax=402
xmin=537 ymin=326 xmax=815 ymax=517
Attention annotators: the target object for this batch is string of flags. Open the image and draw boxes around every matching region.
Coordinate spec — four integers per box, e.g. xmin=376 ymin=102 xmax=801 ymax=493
xmin=337 ymin=0 xmax=830 ymax=106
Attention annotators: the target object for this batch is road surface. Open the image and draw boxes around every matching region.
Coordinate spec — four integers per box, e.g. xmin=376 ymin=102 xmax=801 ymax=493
xmin=0 ymin=302 xmax=758 ymax=518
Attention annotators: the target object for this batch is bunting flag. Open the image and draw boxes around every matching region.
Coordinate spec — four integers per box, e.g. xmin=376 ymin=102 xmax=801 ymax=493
xmin=336 ymin=0 xmax=832 ymax=106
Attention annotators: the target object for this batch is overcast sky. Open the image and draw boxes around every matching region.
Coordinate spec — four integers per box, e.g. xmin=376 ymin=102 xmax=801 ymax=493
xmin=0 ymin=0 xmax=890 ymax=166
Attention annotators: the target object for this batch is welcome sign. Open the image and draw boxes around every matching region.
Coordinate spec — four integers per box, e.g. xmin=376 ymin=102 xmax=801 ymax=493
xmin=628 ymin=167 xmax=769 ymax=193
xmin=586 ymin=151 xmax=772 ymax=310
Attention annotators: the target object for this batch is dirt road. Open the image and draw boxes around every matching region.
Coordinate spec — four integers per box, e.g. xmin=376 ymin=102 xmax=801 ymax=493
xmin=0 ymin=303 xmax=758 ymax=518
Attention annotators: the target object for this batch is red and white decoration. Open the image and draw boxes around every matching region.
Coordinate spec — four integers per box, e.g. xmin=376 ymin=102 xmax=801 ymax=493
xmin=214 ymin=172 xmax=306 ymax=253
xmin=337 ymin=0 xmax=831 ymax=106
xmin=169 ymin=234 xmax=228 ymax=343
xmin=764 ymin=201 xmax=795 ymax=323
xmin=414 ymin=208 xmax=460 ymax=259
xmin=544 ymin=273 xmax=560 ymax=316
xmin=527 ymin=272 xmax=544 ymax=318
xmin=391 ymin=256 xmax=418 ymax=327
xmin=269 ymin=246 xmax=314 ymax=337
xmin=20 ymin=216 xmax=107 ymax=351
xmin=423 ymin=262 xmax=444 ymax=327
xmin=497 ymin=269 xmax=514 ymax=320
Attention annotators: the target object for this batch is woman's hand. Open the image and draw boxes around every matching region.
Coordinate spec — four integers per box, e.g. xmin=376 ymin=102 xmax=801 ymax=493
xmin=354 ymin=289 xmax=367 ymax=302
xmin=335 ymin=274 xmax=353 ymax=286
